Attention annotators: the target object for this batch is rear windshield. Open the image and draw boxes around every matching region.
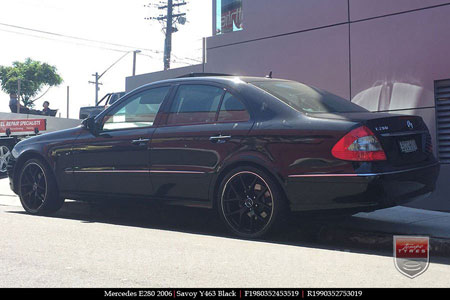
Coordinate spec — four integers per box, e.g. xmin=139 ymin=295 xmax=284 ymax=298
xmin=251 ymin=81 xmax=367 ymax=114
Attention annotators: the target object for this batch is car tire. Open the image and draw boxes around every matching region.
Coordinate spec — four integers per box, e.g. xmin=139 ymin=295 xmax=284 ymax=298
xmin=18 ymin=158 xmax=64 ymax=215
xmin=217 ymin=166 xmax=287 ymax=238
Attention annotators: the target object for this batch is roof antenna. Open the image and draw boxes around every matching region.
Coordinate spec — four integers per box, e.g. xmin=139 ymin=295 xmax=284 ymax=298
xmin=266 ymin=71 xmax=273 ymax=79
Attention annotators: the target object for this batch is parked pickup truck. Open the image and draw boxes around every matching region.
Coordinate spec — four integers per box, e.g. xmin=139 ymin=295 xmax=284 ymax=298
xmin=79 ymin=92 xmax=125 ymax=119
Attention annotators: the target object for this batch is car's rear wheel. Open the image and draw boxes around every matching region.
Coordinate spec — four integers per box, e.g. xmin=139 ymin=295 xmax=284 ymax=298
xmin=218 ymin=166 xmax=286 ymax=238
xmin=18 ymin=158 xmax=64 ymax=215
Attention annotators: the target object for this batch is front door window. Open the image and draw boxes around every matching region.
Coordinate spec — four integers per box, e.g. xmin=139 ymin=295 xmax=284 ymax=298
xmin=103 ymin=86 xmax=170 ymax=131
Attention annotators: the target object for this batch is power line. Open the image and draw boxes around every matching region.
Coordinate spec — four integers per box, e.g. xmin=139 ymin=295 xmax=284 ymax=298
xmin=0 ymin=22 xmax=158 ymax=54
xmin=0 ymin=21 xmax=201 ymax=65
xmin=0 ymin=27 xmax=130 ymax=53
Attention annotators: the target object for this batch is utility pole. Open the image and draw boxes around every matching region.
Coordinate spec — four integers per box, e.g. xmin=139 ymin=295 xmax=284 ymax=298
xmin=146 ymin=1 xmax=187 ymax=70
xmin=16 ymin=79 xmax=21 ymax=113
xmin=164 ymin=0 xmax=173 ymax=70
xmin=94 ymin=72 xmax=99 ymax=105
xmin=88 ymin=72 xmax=102 ymax=106
xmin=88 ymin=51 xmax=134 ymax=105
xmin=133 ymin=50 xmax=141 ymax=76
xmin=66 ymin=86 xmax=70 ymax=118
xmin=89 ymin=72 xmax=100 ymax=105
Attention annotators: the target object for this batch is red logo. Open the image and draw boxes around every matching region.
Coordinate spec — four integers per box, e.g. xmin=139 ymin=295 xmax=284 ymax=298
xmin=394 ymin=236 xmax=429 ymax=278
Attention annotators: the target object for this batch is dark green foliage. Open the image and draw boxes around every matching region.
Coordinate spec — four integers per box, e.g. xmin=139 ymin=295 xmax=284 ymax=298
xmin=0 ymin=58 xmax=63 ymax=108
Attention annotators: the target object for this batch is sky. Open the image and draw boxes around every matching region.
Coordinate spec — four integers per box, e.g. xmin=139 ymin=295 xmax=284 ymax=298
xmin=0 ymin=0 xmax=212 ymax=119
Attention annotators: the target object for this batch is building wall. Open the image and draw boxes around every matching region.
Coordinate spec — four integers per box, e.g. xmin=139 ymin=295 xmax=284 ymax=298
xmin=205 ymin=0 xmax=450 ymax=155
xmin=349 ymin=0 xmax=450 ymax=21
xmin=349 ymin=4 xmax=450 ymax=150
xmin=206 ymin=24 xmax=351 ymax=99
xmin=209 ymin=0 xmax=348 ymax=48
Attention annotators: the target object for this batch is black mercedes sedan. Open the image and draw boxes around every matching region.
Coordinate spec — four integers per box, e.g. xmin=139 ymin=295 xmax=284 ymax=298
xmin=7 ymin=76 xmax=439 ymax=238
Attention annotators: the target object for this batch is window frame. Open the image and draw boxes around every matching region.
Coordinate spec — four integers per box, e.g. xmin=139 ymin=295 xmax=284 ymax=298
xmin=160 ymin=82 xmax=251 ymax=127
xmin=95 ymin=84 xmax=172 ymax=133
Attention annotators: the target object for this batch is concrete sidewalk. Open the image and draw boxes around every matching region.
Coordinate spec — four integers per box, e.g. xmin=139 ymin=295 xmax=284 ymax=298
xmin=342 ymin=206 xmax=450 ymax=239
xmin=0 ymin=177 xmax=18 ymax=207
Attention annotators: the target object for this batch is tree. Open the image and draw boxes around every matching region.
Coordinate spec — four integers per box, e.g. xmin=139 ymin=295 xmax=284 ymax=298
xmin=0 ymin=58 xmax=63 ymax=108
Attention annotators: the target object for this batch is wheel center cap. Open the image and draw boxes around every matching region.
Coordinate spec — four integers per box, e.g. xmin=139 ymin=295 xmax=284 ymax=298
xmin=244 ymin=197 xmax=254 ymax=208
xmin=32 ymin=183 xmax=38 ymax=191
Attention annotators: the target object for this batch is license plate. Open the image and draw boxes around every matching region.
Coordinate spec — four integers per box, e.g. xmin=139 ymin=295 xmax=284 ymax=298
xmin=399 ymin=139 xmax=418 ymax=153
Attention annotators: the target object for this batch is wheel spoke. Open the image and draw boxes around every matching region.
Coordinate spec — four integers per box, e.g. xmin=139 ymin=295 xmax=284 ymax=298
xmin=25 ymin=168 xmax=36 ymax=183
xmin=223 ymin=197 xmax=240 ymax=203
xmin=255 ymin=187 xmax=268 ymax=201
xmin=24 ymin=189 xmax=34 ymax=198
xmin=35 ymin=192 xmax=45 ymax=203
xmin=31 ymin=166 xmax=40 ymax=179
xmin=249 ymin=176 xmax=258 ymax=191
xmin=37 ymin=177 xmax=46 ymax=190
xmin=249 ymin=215 xmax=254 ymax=232
xmin=238 ymin=210 xmax=244 ymax=229
xmin=239 ymin=174 xmax=249 ymax=193
xmin=229 ymin=182 xmax=239 ymax=197
xmin=25 ymin=173 xmax=34 ymax=185
xmin=255 ymin=199 xmax=271 ymax=210
xmin=254 ymin=213 xmax=265 ymax=222
xmin=29 ymin=194 xmax=38 ymax=208
xmin=226 ymin=206 xmax=247 ymax=217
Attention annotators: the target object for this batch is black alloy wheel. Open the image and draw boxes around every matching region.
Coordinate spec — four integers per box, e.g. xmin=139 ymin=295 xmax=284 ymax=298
xmin=218 ymin=167 xmax=285 ymax=238
xmin=18 ymin=159 xmax=64 ymax=215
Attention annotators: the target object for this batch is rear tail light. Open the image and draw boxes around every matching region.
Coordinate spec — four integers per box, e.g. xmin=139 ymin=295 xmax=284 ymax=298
xmin=332 ymin=126 xmax=387 ymax=161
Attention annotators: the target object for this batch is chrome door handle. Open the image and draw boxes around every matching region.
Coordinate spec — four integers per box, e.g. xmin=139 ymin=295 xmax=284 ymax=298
xmin=131 ymin=138 xmax=150 ymax=145
xmin=209 ymin=135 xmax=231 ymax=144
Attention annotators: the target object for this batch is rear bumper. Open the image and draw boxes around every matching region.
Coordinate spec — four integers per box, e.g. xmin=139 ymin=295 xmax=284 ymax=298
xmin=286 ymin=162 xmax=440 ymax=212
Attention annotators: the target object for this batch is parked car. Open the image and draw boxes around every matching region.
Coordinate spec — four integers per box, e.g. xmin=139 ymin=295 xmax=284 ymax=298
xmin=7 ymin=76 xmax=439 ymax=238
xmin=79 ymin=92 xmax=125 ymax=119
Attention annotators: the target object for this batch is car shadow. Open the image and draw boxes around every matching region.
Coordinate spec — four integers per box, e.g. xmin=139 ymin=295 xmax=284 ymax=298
xmin=7 ymin=200 xmax=450 ymax=265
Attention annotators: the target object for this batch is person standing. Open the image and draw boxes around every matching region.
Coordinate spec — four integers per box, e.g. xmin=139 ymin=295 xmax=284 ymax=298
xmin=9 ymin=94 xmax=28 ymax=113
xmin=9 ymin=93 xmax=19 ymax=112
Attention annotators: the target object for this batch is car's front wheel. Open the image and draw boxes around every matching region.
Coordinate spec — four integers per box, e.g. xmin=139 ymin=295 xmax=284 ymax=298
xmin=18 ymin=158 xmax=64 ymax=215
xmin=218 ymin=166 xmax=286 ymax=238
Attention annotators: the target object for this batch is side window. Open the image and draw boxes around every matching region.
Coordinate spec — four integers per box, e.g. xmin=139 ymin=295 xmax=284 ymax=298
xmin=167 ymin=85 xmax=224 ymax=125
xmin=103 ymin=86 xmax=170 ymax=131
xmin=218 ymin=92 xmax=250 ymax=122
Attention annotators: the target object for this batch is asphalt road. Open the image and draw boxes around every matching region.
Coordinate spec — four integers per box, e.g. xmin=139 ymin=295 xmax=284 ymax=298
xmin=1 ymin=196 xmax=450 ymax=288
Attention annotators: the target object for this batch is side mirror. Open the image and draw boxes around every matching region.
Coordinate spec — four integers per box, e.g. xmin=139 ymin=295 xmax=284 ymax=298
xmin=82 ymin=116 xmax=100 ymax=135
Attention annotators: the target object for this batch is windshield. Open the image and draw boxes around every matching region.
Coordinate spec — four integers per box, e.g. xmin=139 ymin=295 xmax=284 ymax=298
xmin=251 ymin=81 xmax=367 ymax=114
